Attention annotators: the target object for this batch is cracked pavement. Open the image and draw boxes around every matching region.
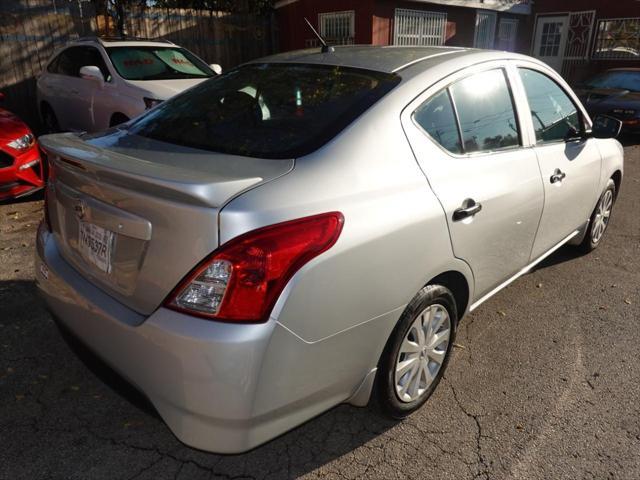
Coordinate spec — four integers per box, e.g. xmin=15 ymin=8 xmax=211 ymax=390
xmin=1 ymin=143 xmax=639 ymax=479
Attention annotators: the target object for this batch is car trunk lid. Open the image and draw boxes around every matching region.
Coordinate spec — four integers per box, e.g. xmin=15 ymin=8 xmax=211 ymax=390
xmin=40 ymin=131 xmax=293 ymax=315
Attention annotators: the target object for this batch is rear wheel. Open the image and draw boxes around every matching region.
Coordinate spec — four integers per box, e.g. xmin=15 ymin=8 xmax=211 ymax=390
xmin=579 ymin=179 xmax=616 ymax=253
xmin=376 ymin=284 xmax=457 ymax=418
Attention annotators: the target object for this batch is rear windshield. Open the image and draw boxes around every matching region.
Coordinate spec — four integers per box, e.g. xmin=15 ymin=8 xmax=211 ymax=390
xmin=106 ymin=46 xmax=214 ymax=80
xmin=126 ymin=63 xmax=400 ymax=158
xmin=585 ymin=71 xmax=640 ymax=92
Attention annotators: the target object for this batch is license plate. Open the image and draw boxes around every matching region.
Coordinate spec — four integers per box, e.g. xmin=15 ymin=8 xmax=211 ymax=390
xmin=78 ymin=221 xmax=114 ymax=273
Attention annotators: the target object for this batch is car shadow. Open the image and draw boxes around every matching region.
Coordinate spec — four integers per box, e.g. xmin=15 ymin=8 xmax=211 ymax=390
xmin=1 ymin=278 xmax=398 ymax=473
xmin=532 ymin=244 xmax=585 ymax=271
xmin=0 ymin=188 xmax=44 ymax=206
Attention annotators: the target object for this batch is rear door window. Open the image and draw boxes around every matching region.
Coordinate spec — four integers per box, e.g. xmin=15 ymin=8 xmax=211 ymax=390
xmin=449 ymin=69 xmax=520 ymax=153
xmin=127 ymin=63 xmax=400 ymax=159
xmin=413 ymin=89 xmax=462 ymax=154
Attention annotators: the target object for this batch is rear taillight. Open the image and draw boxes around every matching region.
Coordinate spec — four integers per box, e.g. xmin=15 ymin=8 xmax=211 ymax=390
xmin=41 ymin=148 xmax=52 ymax=232
xmin=165 ymin=212 xmax=344 ymax=323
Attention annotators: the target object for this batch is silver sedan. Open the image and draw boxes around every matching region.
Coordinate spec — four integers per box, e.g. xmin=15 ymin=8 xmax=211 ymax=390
xmin=35 ymin=46 xmax=623 ymax=453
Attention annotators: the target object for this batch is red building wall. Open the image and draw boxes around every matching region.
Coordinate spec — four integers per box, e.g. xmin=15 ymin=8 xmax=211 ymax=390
xmin=277 ymin=0 xmax=375 ymax=51
xmin=277 ymin=0 xmax=531 ymax=54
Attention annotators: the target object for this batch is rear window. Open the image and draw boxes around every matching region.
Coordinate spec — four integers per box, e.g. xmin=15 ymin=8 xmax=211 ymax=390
xmin=127 ymin=63 xmax=400 ymax=159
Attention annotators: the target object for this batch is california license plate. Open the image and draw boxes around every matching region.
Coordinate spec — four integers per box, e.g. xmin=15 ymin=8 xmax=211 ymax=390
xmin=78 ymin=221 xmax=114 ymax=273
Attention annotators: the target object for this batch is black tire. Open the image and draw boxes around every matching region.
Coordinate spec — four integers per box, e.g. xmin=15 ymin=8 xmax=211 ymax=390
xmin=579 ymin=179 xmax=616 ymax=253
xmin=376 ymin=284 xmax=457 ymax=419
xmin=41 ymin=104 xmax=60 ymax=133
xmin=110 ymin=113 xmax=129 ymax=127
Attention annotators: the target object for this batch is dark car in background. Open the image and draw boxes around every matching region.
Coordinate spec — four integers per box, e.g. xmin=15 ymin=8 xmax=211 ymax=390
xmin=575 ymin=69 xmax=640 ymax=134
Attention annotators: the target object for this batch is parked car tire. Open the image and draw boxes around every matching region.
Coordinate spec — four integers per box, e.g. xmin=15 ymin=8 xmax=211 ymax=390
xmin=376 ymin=284 xmax=457 ymax=419
xmin=41 ymin=104 xmax=60 ymax=134
xmin=579 ymin=179 xmax=616 ymax=253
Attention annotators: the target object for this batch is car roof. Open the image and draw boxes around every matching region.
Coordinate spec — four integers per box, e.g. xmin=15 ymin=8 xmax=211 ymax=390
xmin=250 ymin=45 xmax=522 ymax=75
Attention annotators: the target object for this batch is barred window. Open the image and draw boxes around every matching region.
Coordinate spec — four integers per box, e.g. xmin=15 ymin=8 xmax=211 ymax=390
xmin=593 ymin=17 xmax=640 ymax=60
xmin=318 ymin=11 xmax=355 ymax=45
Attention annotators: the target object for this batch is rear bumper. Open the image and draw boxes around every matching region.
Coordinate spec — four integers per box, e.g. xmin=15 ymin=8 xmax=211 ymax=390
xmin=35 ymin=222 xmax=387 ymax=453
xmin=35 ymin=224 xmax=306 ymax=453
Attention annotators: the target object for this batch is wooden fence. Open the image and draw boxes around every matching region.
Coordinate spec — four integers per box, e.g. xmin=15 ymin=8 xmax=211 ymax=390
xmin=0 ymin=1 xmax=277 ymax=131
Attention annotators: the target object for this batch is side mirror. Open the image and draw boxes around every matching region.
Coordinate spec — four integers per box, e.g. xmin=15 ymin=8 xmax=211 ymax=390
xmin=79 ymin=66 xmax=105 ymax=87
xmin=209 ymin=63 xmax=222 ymax=75
xmin=0 ymin=92 xmax=4 ymax=103
xmin=591 ymin=114 xmax=622 ymax=139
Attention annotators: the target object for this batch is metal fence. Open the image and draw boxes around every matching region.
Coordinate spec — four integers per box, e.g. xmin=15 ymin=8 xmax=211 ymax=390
xmin=0 ymin=1 xmax=276 ymax=131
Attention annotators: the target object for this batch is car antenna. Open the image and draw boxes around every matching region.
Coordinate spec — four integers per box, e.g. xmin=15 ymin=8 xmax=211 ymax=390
xmin=304 ymin=17 xmax=334 ymax=53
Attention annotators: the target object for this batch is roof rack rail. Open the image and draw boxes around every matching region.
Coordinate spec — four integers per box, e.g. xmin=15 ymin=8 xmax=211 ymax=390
xmin=71 ymin=35 xmax=174 ymax=44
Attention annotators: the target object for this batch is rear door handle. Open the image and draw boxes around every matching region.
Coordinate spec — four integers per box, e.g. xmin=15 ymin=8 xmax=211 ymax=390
xmin=550 ymin=169 xmax=566 ymax=184
xmin=453 ymin=199 xmax=482 ymax=221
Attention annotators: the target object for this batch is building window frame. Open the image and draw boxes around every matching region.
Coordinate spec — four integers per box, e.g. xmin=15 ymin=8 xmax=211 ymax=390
xmin=317 ymin=10 xmax=355 ymax=46
xmin=393 ymin=8 xmax=447 ymax=46
xmin=592 ymin=16 xmax=640 ymax=60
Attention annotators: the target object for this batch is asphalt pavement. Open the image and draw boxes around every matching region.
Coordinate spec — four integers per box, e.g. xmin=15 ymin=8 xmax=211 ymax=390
xmin=1 ymin=143 xmax=639 ymax=480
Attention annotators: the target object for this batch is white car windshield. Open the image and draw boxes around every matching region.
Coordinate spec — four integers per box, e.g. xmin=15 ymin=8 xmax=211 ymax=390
xmin=106 ymin=46 xmax=214 ymax=80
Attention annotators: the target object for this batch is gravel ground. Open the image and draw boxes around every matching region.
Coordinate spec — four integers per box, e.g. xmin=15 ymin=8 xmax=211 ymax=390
xmin=1 ymin=143 xmax=639 ymax=480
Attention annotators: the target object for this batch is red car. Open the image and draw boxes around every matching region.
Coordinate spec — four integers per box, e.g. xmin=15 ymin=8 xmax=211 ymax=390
xmin=0 ymin=93 xmax=45 ymax=201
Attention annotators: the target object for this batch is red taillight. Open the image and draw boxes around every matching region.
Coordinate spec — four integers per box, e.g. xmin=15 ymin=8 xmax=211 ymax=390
xmin=41 ymin=148 xmax=52 ymax=232
xmin=165 ymin=212 xmax=344 ymax=323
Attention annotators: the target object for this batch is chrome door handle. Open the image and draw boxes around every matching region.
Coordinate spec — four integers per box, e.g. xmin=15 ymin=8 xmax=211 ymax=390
xmin=70 ymin=89 xmax=79 ymax=95
xmin=550 ymin=169 xmax=566 ymax=184
xmin=453 ymin=199 xmax=482 ymax=221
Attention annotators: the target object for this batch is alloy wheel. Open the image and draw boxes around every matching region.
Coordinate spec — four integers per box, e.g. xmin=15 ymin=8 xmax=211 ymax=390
xmin=394 ymin=303 xmax=451 ymax=403
xmin=591 ymin=189 xmax=613 ymax=244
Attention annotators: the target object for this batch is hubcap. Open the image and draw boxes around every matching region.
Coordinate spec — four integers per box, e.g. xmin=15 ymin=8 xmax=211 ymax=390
xmin=394 ymin=304 xmax=451 ymax=403
xmin=591 ymin=189 xmax=613 ymax=244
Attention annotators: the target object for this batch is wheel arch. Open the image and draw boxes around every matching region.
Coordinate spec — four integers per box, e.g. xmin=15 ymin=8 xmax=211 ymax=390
xmin=427 ymin=270 xmax=470 ymax=322
xmin=611 ymin=170 xmax=622 ymax=199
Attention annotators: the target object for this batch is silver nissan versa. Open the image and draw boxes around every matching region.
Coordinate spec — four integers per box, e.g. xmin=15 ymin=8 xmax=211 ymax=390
xmin=36 ymin=46 xmax=624 ymax=453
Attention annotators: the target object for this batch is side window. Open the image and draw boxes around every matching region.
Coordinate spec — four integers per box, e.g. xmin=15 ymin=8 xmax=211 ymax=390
xmin=82 ymin=47 xmax=111 ymax=82
xmin=518 ymin=68 xmax=581 ymax=143
xmin=413 ymin=89 xmax=462 ymax=154
xmin=47 ymin=54 xmax=61 ymax=74
xmin=449 ymin=69 xmax=520 ymax=153
xmin=53 ymin=47 xmax=83 ymax=77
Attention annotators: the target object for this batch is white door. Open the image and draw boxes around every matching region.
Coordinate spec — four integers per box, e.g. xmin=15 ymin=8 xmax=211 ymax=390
xmin=496 ymin=18 xmax=518 ymax=51
xmin=474 ymin=10 xmax=497 ymax=49
xmin=533 ymin=15 xmax=568 ymax=72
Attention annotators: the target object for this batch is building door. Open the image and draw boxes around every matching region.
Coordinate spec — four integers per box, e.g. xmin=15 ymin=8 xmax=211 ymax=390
xmin=474 ymin=10 xmax=497 ymax=49
xmin=394 ymin=8 xmax=447 ymax=46
xmin=533 ymin=15 xmax=568 ymax=72
xmin=496 ymin=18 xmax=519 ymax=51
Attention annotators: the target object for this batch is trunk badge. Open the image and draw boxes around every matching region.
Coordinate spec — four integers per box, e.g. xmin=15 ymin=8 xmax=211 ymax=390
xmin=74 ymin=201 xmax=87 ymax=219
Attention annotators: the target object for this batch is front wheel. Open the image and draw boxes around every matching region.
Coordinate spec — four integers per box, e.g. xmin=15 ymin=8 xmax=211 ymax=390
xmin=376 ymin=284 xmax=457 ymax=419
xmin=579 ymin=179 xmax=616 ymax=253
